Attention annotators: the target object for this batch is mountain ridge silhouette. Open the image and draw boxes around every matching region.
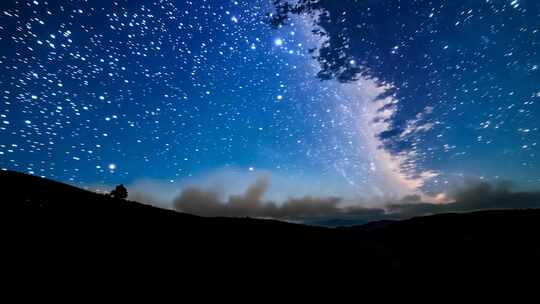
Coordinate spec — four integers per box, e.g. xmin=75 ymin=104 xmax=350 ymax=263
xmin=3 ymin=170 xmax=540 ymax=275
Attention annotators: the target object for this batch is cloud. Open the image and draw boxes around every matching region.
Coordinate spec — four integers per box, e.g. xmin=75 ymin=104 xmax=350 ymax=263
xmin=388 ymin=181 xmax=540 ymax=218
xmin=127 ymin=179 xmax=182 ymax=209
xmin=172 ymin=177 xmax=540 ymax=226
xmin=173 ymin=176 xmax=347 ymax=220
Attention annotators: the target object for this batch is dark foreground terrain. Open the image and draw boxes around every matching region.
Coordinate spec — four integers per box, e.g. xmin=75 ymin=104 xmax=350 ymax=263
xmin=2 ymin=170 xmax=540 ymax=277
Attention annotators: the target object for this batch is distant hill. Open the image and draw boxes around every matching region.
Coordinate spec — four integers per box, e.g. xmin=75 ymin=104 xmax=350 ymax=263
xmin=2 ymin=170 xmax=540 ymax=275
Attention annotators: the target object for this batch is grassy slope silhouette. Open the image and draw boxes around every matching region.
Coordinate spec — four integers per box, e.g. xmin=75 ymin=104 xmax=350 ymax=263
xmin=2 ymin=170 xmax=540 ymax=273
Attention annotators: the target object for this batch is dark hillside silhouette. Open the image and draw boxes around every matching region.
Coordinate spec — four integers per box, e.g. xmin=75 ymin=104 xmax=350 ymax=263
xmin=2 ymin=170 xmax=540 ymax=275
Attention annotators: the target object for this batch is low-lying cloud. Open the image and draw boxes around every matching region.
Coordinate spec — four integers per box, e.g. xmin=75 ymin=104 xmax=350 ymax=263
xmin=172 ymin=176 xmax=540 ymax=226
xmin=173 ymin=176 xmax=347 ymax=219
xmin=387 ymin=181 xmax=540 ymax=218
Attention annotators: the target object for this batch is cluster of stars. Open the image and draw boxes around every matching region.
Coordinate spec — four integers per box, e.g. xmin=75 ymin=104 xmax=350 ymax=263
xmin=0 ymin=0 xmax=538 ymax=196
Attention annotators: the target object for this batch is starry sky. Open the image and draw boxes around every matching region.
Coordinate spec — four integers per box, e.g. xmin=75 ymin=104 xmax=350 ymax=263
xmin=1 ymin=0 xmax=539 ymax=207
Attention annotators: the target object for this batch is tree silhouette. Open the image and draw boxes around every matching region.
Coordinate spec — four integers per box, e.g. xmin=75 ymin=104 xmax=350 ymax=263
xmin=110 ymin=184 xmax=128 ymax=199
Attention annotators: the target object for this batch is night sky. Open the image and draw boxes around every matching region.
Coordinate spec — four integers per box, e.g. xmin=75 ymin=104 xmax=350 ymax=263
xmin=1 ymin=0 xmax=539 ymax=213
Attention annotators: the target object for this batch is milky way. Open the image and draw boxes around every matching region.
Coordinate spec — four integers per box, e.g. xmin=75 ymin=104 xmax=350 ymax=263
xmin=0 ymin=0 xmax=539 ymax=205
